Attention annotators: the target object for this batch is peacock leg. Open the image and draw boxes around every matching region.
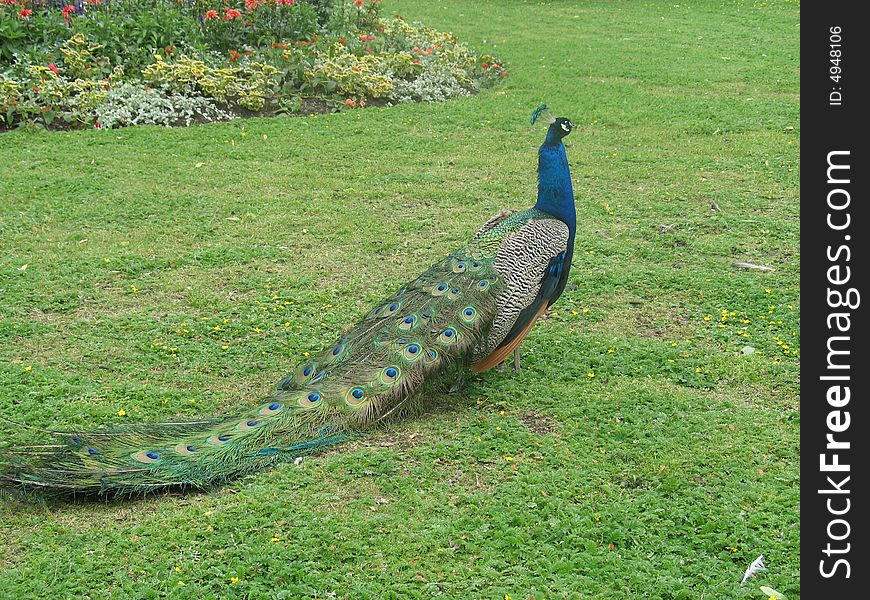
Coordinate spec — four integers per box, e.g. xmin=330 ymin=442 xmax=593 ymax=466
xmin=513 ymin=349 xmax=521 ymax=371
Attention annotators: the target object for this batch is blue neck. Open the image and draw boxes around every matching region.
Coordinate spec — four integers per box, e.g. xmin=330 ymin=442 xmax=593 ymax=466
xmin=534 ymin=141 xmax=576 ymax=242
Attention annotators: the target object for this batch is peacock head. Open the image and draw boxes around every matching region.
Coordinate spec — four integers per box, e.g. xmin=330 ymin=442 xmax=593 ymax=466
xmin=531 ymin=104 xmax=574 ymax=144
xmin=547 ymin=117 xmax=575 ymax=142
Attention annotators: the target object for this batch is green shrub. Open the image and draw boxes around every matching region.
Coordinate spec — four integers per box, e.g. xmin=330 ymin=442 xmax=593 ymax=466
xmin=1 ymin=1 xmax=506 ymax=129
xmin=142 ymin=55 xmax=280 ymax=111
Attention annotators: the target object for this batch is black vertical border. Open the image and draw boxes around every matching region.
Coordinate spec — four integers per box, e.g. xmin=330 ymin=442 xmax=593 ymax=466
xmin=801 ymin=3 xmax=868 ymax=595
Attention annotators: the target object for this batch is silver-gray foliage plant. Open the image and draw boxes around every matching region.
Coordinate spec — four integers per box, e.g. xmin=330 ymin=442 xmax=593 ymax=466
xmin=94 ymin=83 xmax=236 ymax=129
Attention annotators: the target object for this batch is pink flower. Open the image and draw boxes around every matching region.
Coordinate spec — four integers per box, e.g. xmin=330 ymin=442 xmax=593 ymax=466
xmin=368 ymin=34 xmax=375 ymax=41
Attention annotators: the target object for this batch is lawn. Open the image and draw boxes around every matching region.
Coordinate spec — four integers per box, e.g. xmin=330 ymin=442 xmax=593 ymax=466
xmin=0 ymin=0 xmax=800 ymax=598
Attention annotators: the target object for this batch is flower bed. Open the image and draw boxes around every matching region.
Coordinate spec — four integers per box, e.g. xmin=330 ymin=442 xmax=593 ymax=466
xmin=0 ymin=0 xmax=507 ymax=129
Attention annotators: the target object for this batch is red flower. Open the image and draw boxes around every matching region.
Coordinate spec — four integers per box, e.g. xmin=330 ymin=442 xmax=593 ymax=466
xmin=229 ymin=50 xmax=241 ymax=62
xmin=481 ymin=63 xmax=489 ymax=68
xmin=224 ymin=8 xmax=242 ymax=20
xmin=204 ymin=9 xmax=218 ymax=20
xmin=359 ymin=34 xmax=368 ymax=42
xmin=353 ymin=0 xmax=364 ymax=6
xmin=94 ymin=122 xmax=102 ymax=128
xmin=48 ymin=64 xmax=60 ymax=75
xmin=359 ymin=100 xmax=367 ymax=107
xmin=425 ymin=48 xmax=431 ymax=54
xmin=276 ymin=0 xmax=294 ymax=4
xmin=18 ymin=8 xmax=33 ymax=17
xmin=339 ymin=37 xmax=346 ymax=45
xmin=368 ymin=34 xmax=375 ymax=41
xmin=61 ymin=5 xmax=75 ymax=17
xmin=344 ymin=98 xmax=356 ymax=107
xmin=244 ymin=0 xmax=259 ymax=9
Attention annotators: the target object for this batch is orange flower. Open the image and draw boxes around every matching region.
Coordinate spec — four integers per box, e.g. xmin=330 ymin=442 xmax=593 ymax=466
xmin=344 ymin=98 xmax=356 ymax=107
xmin=204 ymin=9 xmax=218 ymax=20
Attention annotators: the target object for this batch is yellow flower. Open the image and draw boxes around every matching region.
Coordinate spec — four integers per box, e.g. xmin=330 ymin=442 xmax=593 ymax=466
xmin=118 ymin=409 xmax=127 ymax=417
xmin=221 ymin=345 xmax=229 ymax=350
xmin=230 ymin=576 xmax=239 ymax=584
xmin=504 ymin=456 xmax=514 ymax=462
xmin=130 ymin=284 xmax=138 ymax=293
xmin=177 ymin=581 xmax=185 ymax=587
xmin=253 ymin=328 xmax=262 ymax=333
xmin=23 ymin=365 xmax=33 ymax=372
xmin=270 ymin=537 xmax=281 ymax=542
xmin=175 ymin=566 xmax=182 ymax=573
xmin=587 ymin=372 xmax=595 ymax=378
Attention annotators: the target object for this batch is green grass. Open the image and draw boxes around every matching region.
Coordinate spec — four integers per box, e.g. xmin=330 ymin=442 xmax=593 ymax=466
xmin=0 ymin=0 xmax=799 ymax=597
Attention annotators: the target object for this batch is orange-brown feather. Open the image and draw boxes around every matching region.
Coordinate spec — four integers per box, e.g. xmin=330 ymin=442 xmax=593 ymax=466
xmin=471 ymin=303 xmax=549 ymax=373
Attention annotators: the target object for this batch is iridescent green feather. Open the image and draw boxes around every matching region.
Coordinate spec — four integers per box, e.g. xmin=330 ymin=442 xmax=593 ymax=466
xmin=0 ymin=241 xmax=510 ymax=497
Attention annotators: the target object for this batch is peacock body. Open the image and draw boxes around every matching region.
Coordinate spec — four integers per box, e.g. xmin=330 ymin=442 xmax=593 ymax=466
xmin=0 ymin=108 xmax=576 ymax=497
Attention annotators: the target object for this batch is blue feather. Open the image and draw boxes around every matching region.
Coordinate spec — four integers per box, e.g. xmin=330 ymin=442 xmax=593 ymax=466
xmin=530 ymin=103 xmax=550 ymax=124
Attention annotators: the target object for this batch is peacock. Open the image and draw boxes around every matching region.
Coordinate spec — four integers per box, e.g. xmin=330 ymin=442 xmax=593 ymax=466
xmin=0 ymin=105 xmax=576 ymax=498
